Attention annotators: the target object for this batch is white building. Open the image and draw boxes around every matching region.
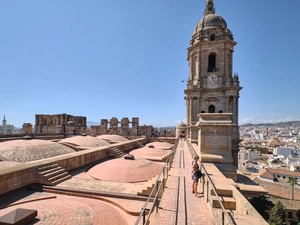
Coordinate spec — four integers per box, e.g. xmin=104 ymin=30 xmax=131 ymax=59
xmin=0 ymin=115 xmax=14 ymax=134
xmin=274 ymin=147 xmax=300 ymax=158
xmin=238 ymin=149 xmax=260 ymax=162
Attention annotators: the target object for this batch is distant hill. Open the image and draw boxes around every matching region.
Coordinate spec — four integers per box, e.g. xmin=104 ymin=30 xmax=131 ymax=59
xmin=240 ymin=121 xmax=300 ymax=127
xmin=87 ymin=121 xmax=100 ymax=127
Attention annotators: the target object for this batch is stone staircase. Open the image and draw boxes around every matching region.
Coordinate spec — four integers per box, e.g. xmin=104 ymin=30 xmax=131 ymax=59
xmin=110 ymin=147 xmax=126 ymax=158
xmin=135 ymin=141 xmax=144 ymax=148
xmin=211 ymin=187 xmax=236 ymax=210
xmin=137 ymin=175 xmax=164 ymax=197
xmin=36 ymin=164 xmax=71 ymax=186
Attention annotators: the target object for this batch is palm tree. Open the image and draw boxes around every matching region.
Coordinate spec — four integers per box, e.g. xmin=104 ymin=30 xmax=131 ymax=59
xmin=288 ymin=177 xmax=298 ymax=200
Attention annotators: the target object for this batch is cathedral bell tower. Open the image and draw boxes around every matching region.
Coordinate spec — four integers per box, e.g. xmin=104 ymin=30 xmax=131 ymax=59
xmin=184 ymin=0 xmax=242 ymax=168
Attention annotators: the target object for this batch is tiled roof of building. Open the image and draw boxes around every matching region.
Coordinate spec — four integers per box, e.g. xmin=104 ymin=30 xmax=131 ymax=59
xmin=269 ymin=196 xmax=300 ymax=210
xmin=268 ymin=138 xmax=280 ymax=147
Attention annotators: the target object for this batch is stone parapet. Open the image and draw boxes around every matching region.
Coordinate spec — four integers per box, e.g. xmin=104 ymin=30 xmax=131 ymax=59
xmin=202 ymin=163 xmax=268 ymax=225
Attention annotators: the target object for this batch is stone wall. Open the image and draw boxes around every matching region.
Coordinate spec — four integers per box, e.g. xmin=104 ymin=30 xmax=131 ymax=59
xmin=35 ymin=113 xmax=87 ymax=135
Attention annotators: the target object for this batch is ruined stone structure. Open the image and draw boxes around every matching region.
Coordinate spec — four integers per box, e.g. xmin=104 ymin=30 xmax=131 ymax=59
xmin=184 ymin=0 xmax=242 ymax=168
xmin=22 ymin=123 xmax=33 ymax=135
xmin=35 ymin=113 xmax=87 ymax=136
xmin=90 ymin=117 xmax=153 ymax=137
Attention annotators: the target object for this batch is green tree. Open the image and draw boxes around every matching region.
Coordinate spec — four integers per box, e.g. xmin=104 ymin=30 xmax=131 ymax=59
xmin=249 ymin=195 xmax=274 ymax=220
xmin=288 ymin=177 xmax=298 ymax=200
xmin=268 ymin=200 xmax=286 ymax=225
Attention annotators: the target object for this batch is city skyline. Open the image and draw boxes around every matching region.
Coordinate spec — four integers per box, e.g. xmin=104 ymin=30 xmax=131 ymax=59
xmin=0 ymin=0 xmax=299 ymax=128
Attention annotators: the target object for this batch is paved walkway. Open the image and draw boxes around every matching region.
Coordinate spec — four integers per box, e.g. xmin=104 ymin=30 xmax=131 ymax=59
xmin=152 ymin=139 xmax=213 ymax=225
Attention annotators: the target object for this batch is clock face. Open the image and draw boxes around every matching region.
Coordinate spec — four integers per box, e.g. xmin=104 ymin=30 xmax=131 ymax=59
xmin=208 ymin=74 xmax=218 ymax=84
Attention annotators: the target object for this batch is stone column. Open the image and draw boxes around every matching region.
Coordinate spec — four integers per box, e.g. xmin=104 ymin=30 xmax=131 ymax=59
xmin=131 ymin=117 xmax=139 ymax=136
xmin=120 ymin=117 xmax=130 ymax=136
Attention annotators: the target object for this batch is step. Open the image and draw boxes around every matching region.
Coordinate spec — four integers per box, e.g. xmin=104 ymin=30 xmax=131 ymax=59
xmin=211 ymin=188 xmax=233 ymax=198
xmin=43 ymin=169 xmax=65 ymax=178
xmin=212 ymin=197 xmax=236 ymax=210
xmin=37 ymin=164 xmax=58 ymax=172
xmin=39 ymin=167 xmax=63 ymax=175
xmin=51 ymin=175 xmax=72 ymax=185
xmin=48 ymin=172 xmax=69 ymax=181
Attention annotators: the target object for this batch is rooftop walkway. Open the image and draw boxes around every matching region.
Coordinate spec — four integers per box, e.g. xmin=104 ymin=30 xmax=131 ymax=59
xmin=152 ymin=139 xmax=213 ymax=225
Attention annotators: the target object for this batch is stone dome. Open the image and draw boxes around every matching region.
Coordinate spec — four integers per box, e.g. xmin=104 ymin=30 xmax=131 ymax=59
xmin=59 ymin=136 xmax=110 ymax=148
xmin=145 ymin=142 xmax=173 ymax=150
xmin=177 ymin=121 xmax=187 ymax=128
xmin=129 ymin=147 xmax=171 ymax=159
xmin=0 ymin=195 xmax=129 ymax=225
xmin=193 ymin=13 xmax=227 ymax=35
xmin=0 ymin=139 xmax=75 ymax=162
xmin=97 ymin=134 xmax=128 ymax=143
xmin=88 ymin=157 xmax=163 ymax=183
xmin=268 ymin=138 xmax=281 ymax=147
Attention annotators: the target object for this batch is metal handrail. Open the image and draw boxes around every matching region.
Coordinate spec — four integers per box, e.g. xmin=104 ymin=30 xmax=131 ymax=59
xmin=134 ymin=137 xmax=179 ymax=225
xmin=186 ymin=138 xmax=236 ymax=225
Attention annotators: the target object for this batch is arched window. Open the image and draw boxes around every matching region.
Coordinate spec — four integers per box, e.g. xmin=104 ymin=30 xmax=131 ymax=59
xmin=219 ymin=110 xmax=223 ymax=113
xmin=210 ymin=34 xmax=215 ymax=41
xmin=208 ymin=105 xmax=215 ymax=113
xmin=201 ymin=111 xmax=205 ymax=113
xmin=208 ymin=53 xmax=216 ymax=72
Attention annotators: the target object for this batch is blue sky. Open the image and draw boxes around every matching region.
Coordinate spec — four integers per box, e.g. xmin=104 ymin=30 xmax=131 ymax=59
xmin=0 ymin=0 xmax=299 ymax=128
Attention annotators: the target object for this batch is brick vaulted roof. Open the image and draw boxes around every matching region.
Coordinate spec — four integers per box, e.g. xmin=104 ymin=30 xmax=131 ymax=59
xmin=96 ymin=134 xmax=128 ymax=143
xmin=129 ymin=147 xmax=171 ymax=158
xmin=88 ymin=157 xmax=163 ymax=183
xmin=0 ymin=139 xmax=75 ymax=162
xmin=59 ymin=135 xmax=110 ymax=148
xmin=145 ymin=142 xmax=173 ymax=149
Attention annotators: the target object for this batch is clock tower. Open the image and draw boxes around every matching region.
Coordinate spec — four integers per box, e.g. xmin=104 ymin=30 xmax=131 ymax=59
xmin=184 ymin=0 xmax=242 ymax=168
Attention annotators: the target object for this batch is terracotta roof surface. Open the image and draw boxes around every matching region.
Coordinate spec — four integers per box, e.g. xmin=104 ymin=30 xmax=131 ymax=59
xmin=0 ymin=139 xmax=75 ymax=162
xmin=0 ymin=193 xmax=129 ymax=225
xmin=59 ymin=135 xmax=110 ymax=148
xmin=268 ymin=138 xmax=280 ymax=147
xmin=145 ymin=142 xmax=173 ymax=149
xmin=129 ymin=147 xmax=171 ymax=158
xmin=88 ymin=157 xmax=163 ymax=183
xmin=97 ymin=134 xmax=128 ymax=143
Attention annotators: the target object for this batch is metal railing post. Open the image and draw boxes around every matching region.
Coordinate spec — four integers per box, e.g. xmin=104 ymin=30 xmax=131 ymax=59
xmin=222 ymin=211 xmax=225 ymax=225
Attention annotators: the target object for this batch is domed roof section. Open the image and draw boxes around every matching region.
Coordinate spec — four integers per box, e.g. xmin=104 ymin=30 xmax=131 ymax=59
xmin=190 ymin=0 xmax=234 ymax=45
xmin=96 ymin=134 xmax=128 ymax=143
xmin=88 ymin=158 xmax=163 ymax=183
xmin=177 ymin=121 xmax=187 ymax=128
xmin=129 ymin=147 xmax=171 ymax=160
xmin=59 ymin=136 xmax=110 ymax=148
xmin=0 ymin=139 xmax=75 ymax=162
xmin=193 ymin=13 xmax=227 ymax=35
xmin=268 ymin=138 xmax=281 ymax=147
xmin=145 ymin=141 xmax=173 ymax=150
